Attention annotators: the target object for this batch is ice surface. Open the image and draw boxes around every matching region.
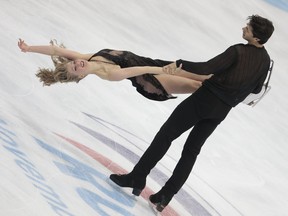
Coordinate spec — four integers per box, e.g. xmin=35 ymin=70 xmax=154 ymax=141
xmin=1 ymin=0 xmax=288 ymax=215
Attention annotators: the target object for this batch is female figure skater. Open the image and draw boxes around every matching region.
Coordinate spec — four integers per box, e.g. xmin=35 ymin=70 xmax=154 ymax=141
xmin=18 ymin=39 xmax=210 ymax=101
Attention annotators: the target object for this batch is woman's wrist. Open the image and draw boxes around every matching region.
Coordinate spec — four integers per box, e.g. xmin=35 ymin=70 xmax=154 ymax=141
xmin=26 ymin=46 xmax=32 ymax=52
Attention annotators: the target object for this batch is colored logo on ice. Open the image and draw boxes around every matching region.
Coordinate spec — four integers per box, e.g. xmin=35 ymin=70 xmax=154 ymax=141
xmin=0 ymin=114 xmax=214 ymax=216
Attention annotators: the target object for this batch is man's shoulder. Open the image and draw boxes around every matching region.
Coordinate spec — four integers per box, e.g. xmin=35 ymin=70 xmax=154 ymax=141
xmin=231 ymin=43 xmax=245 ymax=48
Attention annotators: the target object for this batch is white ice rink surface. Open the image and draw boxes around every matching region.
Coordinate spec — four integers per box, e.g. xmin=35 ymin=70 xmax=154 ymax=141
xmin=1 ymin=0 xmax=288 ymax=215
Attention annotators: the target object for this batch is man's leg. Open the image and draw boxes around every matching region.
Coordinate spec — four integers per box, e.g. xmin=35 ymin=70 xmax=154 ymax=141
xmin=150 ymin=97 xmax=231 ymax=211
xmin=110 ymin=92 xmax=201 ymax=194
xmin=163 ymin=118 xmax=221 ymax=194
xmin=131 ymin=92 xmax=203 ymax=178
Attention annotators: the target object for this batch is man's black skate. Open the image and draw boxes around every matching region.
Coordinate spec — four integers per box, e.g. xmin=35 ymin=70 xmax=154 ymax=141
xmin=149 ymin=190 xmax=173 ymax=212
xmin=109 ymin=173 xmax=146 ymax=196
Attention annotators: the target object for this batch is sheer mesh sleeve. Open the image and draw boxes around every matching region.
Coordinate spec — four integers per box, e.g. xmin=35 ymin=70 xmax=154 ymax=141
xmin=176 ymin=46 xmax=237 ymax=75
xmin=176 ymin=44 xmax=271 ymax=106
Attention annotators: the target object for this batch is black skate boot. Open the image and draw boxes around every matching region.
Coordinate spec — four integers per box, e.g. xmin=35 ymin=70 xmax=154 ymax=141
xmin=149 ymin=189 xmax=173 ymax=212
xmin=110 ymin=173 xmax=146 ymax=196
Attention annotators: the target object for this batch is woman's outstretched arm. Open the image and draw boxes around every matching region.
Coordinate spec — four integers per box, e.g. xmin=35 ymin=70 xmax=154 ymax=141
xmin=103 ymin=66 xmax=164 ymax=81
xmin=17 ymin=39 xmax=92 ymax=60
xmin=104 ymin=65 xmax=210 ymax=82
xmin=163 ymin=62 xmax=213 ymax=81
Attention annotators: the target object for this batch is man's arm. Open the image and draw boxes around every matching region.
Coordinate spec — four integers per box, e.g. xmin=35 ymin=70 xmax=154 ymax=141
xmin=175 ymin=45 xmax=237 ymax=75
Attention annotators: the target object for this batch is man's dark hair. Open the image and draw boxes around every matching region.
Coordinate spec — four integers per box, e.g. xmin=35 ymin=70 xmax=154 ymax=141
xmin=248 ymin=15 xmax=274 ymax=44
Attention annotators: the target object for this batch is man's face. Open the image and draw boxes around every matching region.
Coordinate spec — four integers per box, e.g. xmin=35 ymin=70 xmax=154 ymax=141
xmin=242 ymin=23 xmax=255 ymax=42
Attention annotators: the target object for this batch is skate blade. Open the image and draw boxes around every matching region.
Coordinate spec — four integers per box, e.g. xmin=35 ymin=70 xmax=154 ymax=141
xmin=148 ymin=200 xmax=161 ymax=216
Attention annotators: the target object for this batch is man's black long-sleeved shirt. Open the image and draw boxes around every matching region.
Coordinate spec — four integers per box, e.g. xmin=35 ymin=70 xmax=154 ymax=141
xmin=176 ymin=44 xmax=271 ymax=107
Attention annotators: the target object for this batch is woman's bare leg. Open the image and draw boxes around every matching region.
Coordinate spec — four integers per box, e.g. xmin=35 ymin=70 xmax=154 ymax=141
xmin=154 ymin=74 xmax=202 ymax=94
xmin=176 ymin=70 xmax=212 ymax=82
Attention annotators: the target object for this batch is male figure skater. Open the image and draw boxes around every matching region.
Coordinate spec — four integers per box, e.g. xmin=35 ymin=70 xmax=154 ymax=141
xmin=110 ymin=15 xmax=274 ymax=212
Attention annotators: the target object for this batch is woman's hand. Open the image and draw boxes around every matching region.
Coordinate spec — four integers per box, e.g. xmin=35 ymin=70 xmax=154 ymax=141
xmin=18 ymin=38 xmax=30 ymax=52
xmin=162 ymin=62 xmax=182 ymax=75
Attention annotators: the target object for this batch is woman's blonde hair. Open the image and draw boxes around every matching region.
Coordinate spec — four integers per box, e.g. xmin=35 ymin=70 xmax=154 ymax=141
xmin=36 ymin=40 xmax=82 ymax=86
